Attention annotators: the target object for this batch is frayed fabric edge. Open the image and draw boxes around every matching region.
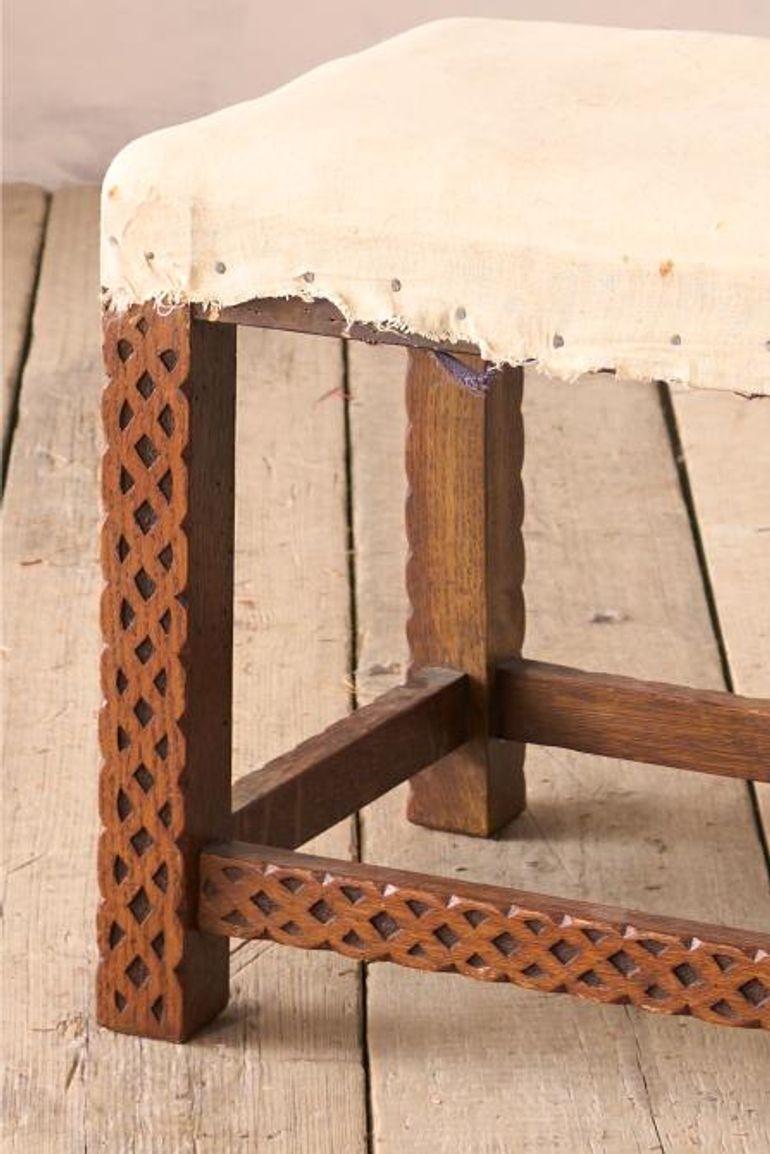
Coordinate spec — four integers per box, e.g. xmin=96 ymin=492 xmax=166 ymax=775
xmin=99 ymin=285 xmax=766 ymax=400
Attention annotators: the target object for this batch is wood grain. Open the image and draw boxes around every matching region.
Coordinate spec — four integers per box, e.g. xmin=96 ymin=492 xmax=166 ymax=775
xmin=233 ymin=667 xmax=468 ymax=848
xmin=404 ymin=349 xmax=526 ymax=835
xmin=349 ymin=343 xmax=770 ymax=1152
xmin=2 ymin=187 xmax=367 ymax=1151
xmin=2 ymin=183 xmax=48 ymax=465
xmin=200 ymin=841 xmax=770 ymax=1030
xmin=200 ymin=295 xmax=479 ymax=356
xmin=670 ymin=385 xmax=770 ymax=844
xmin=89 ymin=323 xmax=368 ymax=1144
xmin=211 ymin=324 xmax=366 ymax=1151
xmin=3 ymin=185 xmax=102 ymax=1153
xmin=497 ymin=657 xmax=770 ymax=781
xmin=99 ymin=303 xmax=236 ymax=1040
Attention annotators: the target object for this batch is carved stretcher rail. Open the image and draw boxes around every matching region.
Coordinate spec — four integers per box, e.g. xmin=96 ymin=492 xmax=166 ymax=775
xmin=200 ymin=842 xmax=770 ymax=1031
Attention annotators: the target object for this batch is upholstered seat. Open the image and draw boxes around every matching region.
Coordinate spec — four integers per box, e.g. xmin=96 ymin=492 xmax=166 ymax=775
xmin=101 ymin=19 xmax=769 ymax=393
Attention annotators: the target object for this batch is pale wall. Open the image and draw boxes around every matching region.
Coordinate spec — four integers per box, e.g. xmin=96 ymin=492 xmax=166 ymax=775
xmin=5 ymin=0 xmax=770 ymax=185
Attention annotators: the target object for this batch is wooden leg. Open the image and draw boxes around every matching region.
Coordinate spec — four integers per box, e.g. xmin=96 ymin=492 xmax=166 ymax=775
xmin=97 ymin=303 xmax=236 ymax=1041
xmin=405 ymin=350 xmax=526 ymax=836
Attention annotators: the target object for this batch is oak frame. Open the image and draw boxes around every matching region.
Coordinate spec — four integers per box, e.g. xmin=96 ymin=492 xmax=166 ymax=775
xmin=99 ymin=296 xmax=770 ymax=1042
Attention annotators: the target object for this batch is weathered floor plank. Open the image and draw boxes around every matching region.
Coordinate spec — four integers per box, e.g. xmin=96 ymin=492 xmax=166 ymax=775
xmin=1 ymin=187 xmax=366 ymax=1152
xmin=349 ymin=343 xmax=770 ymax=1154
xmin=2 ymin=183 xmax=48 ymax=467
xmin=670 ymin=384 xmax=770 ymax=842
xmin=2 ymin=183 xmax=98 ymax=1154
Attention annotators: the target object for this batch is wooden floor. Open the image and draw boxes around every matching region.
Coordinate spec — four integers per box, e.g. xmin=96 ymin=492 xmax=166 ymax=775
xmin=2 ymin=185 xmax=769 ymax=1153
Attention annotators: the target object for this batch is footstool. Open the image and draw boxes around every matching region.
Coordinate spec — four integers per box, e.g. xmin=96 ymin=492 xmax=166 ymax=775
xmin=97 ymin=19 xmax=770 ymax=1041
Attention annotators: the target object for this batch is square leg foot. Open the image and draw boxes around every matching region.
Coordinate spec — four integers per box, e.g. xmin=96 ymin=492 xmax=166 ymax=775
xmin=406 ymin=740 xmax=526 ymax=837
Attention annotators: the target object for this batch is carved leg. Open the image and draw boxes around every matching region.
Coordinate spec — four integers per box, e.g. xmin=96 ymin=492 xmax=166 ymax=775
xmin=405 ymin=350 xmax=526 ymax=836
xmin=98 ymin=303 xmax=236 ymax=1040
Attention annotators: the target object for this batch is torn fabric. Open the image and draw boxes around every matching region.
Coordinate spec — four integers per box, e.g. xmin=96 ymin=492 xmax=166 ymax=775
xmin=101 ymin=19 xmax=770 ymax=395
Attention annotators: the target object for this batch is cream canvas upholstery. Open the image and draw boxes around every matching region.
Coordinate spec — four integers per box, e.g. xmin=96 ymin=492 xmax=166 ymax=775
xmin=101 ymin=19 xmax=770 ymax=394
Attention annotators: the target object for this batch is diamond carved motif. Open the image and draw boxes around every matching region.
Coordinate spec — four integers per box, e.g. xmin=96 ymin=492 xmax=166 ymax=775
xmin=199 ymin=850 xmax=770 ymax=1031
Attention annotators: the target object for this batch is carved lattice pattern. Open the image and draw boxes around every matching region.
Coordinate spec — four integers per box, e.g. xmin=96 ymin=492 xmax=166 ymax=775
xmin=200 ymin=848 xmax=770 ymax=1030
xmin=97 ymin=304 xmax=193 ymax=1038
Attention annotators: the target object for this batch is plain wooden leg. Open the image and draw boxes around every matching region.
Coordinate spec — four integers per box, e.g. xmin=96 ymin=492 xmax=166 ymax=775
xmin=405 ymin=350 xmax=526 ymax=836
xmin=97 ymin=303 xmax=236 ymax=1040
